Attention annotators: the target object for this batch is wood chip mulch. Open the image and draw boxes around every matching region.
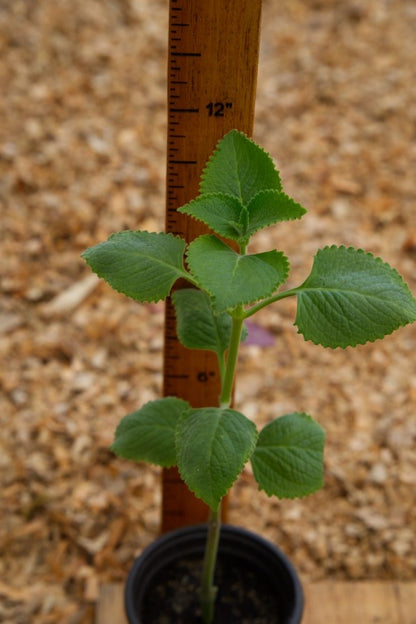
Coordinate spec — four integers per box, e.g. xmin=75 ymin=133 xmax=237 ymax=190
xmin=1 ymin=1 xmax=415 ymax=622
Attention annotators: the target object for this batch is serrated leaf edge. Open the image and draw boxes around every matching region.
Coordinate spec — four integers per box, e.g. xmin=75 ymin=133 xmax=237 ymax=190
xmin=110 ymin=397 xmax=190 ymax=468
xmin=252 ymin=412 xmax=325 ymax=500
xmin=246 ymin=189 xmax=307 ymax=236
xmin=186 ymin=236 xmax=290 ymax=312
xmin=175 ymin=408 xmax=258 ymax=510
xmin=178 ymin=193 xmax=246 ymax=240
xmin=199 ymin=130 xmax=282 ymax=197
xmin=295 ymin=245 xmax=416 ymax=349
xmin=82 ymin=230 xmax=189 ymax=304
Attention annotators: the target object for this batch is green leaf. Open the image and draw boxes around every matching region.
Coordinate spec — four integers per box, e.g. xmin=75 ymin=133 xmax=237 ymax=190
xmin=82 ymin=231 xmax=188 ymax=302
xmin=187 ymin=235 xmax=289 ymax=312
xmin=111 ymin=397 xmax=190 ymax=467
xmin=251 ymin=413 xmax=325 ymax=499
xmin=172 ymin=288 xmax=237 ymax=355
xmin=200 ymin=130 xmax=282 ymax=205
xmin=246 ymin=190 xmax=307 ymax=237
xmin=178 ymin=193 xmax=247 ymax=242
xmin=295 ymin=246 xmax=416 ymax=348
xmin=176 ymin=407 xmax=258 ymax=510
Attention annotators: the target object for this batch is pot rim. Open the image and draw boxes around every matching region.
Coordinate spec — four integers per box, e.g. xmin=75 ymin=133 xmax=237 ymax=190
xmin=125 ymin=523 xmax=304 ymax=624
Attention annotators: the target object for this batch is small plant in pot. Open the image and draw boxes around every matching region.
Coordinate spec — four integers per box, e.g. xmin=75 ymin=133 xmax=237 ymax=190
xmin=82 ymin=131 xmax=416 ymax=624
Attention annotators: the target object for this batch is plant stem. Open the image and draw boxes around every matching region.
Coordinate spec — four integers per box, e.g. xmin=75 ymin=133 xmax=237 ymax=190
xmin=200 ymin=312 xmax=244 ymax=623
xmin=201 ymin=504 xmax=221 ymax=624
xmin=220 ymin=311 xmax=244 ymax=407
xmin=242 ymin=287 xmax=299 ymax=319
xmin=218 ymin=351 xmax=226 ymax=387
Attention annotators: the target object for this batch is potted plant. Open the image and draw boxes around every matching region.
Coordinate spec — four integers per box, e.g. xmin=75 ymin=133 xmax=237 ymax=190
xmin=82 ymin=130 xmax=416 ymax=624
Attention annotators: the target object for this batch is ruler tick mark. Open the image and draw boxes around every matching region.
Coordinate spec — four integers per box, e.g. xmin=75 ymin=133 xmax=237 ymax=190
xmin=169 ymin=160 xmax=197 ymax=164
xmin=172 ymin=52 xmax=202 ymax=57
xmin=170 ymin=108 xmax=199 ymax=113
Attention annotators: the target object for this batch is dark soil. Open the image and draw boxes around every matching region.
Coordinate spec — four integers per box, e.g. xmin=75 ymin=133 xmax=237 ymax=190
xmin=142 ymin=555 xmax=281 ymax=624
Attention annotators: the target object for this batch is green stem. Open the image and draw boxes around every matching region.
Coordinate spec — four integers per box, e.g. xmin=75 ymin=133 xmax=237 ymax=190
xmin=201 ymin=504 xmax=221 ymax=624
xmin=200 ymin=311 xmax=244 ymax=623
xmin=220 ymin=311 xmax=244 ymax=407
xmin=217 ymin=351 xmax=226 ymax=387
xmin=242 ymin=287 xmax=299 ymax=319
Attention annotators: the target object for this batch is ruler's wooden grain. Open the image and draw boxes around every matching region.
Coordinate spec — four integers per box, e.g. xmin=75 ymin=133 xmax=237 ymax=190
xmin=162 ymin=0 xmax=263 ymax=533
xmin=96 ymin=582 xmax=416 ymax=624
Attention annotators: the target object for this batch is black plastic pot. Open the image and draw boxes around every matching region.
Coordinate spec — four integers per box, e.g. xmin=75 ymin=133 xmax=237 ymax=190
xmin=125 ymin=524 xmax=304 ymax=624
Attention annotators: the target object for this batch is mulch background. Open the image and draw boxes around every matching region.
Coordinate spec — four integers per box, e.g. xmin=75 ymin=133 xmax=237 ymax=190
xmin=1 ymin=1 xmax=415 ymax=622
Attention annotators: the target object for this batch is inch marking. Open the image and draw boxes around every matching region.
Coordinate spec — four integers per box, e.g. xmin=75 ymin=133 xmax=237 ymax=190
xmin=168 ymin=160 xmax=197 ymax=164
xmin=172 ymin=52 xmax=202 ymax=57
xmin=169 ymin=108 xmax=199 ymax=113
xmin=197 ymin=371 xmax=216 ymax=383
xmin=206 ymin=101 xmax=233 ymax=117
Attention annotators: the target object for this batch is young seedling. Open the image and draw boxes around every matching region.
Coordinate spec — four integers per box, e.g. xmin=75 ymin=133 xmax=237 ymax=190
xmin=82 ymin=130 xmax=416 ymax=624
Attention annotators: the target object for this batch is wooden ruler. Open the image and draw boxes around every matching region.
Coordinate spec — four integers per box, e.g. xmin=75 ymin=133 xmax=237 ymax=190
xmin=162 ymin=0 xmax=263 ymax=533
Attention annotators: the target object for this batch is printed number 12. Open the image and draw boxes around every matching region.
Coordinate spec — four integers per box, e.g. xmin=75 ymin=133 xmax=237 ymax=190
xmin=206 ymin=102 xmax=233 ymax=117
